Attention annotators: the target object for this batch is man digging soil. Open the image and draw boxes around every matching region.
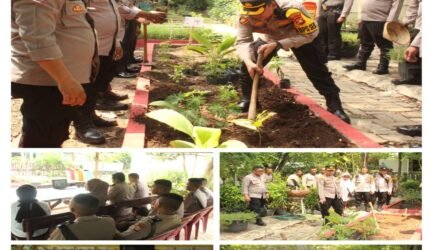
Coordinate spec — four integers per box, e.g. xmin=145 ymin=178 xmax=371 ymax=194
xmin=235 ymin=0 xmax=350 ymax=124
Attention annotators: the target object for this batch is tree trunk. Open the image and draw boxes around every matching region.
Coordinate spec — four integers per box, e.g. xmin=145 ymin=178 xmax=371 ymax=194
xmin=398 ymin=152 xmax=403 ymax=179
xmin=361 ymin=152 xmax=369 ymax=167
xmin=276 ymin=152 xmax=289 ymax=171
xmin=94 ymin=152 xmax=99 ymax=178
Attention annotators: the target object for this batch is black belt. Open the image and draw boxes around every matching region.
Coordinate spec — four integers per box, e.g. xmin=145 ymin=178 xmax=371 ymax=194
xmin=323 ymin=4 xmax=343 ymax=11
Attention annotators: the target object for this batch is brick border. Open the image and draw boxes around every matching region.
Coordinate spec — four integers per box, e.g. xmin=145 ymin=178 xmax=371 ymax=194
xmin=382 ymin=199 xmax=422 ymax=216
xmin=122 ymin=40 xmax=382 ymax=148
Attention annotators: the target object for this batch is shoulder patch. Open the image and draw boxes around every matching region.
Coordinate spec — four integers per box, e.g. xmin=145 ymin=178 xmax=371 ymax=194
xmin=240 ymin=17 xmax=249 ymax=25
xmin=285 ymin=8 xmax=317 ymax=35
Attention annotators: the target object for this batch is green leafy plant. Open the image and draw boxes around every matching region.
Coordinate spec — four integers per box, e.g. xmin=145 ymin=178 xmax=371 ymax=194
xmin=266 ymin=173 xmax=289 ymax=210
xmin=171 ymin=64 xmax=187 ymax=83
xmin=187 ymin=33 xmax=237 ymax=79
xmin=145 ymin=109 xmax=247 ymax=148
xmin=268 ymin=56 xmax=286 ymax=79
xmin=207 ymin=86 xmax=241 ymax=127
xmin=149 ymin=90 xmax=209 ymax=126
xmin=399 ymin=179 xmax=421 ymax=204
xmin=388 ymin=46 xmax=407 ymax=63
xmin=233 ymin=110 xmax=277 ymax=145
xmin=220 ymin=212 xmax=256 ymax=229
xmin=220 ymin=183 xmax=249 ymax=212
xmin=341 ymin=32 xmax=360 ymax=47
xmin=319 ymin=210 xmax=378 ymax=240
xmin=303 ymin=188 xmax=320 ymax=211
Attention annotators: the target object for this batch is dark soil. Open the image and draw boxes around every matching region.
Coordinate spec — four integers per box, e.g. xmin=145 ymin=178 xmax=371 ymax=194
xmin=143 ymin=45 xmax=352 ymax=148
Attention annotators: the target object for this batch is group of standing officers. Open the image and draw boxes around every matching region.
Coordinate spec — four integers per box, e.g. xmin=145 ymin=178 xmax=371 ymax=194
xmin=241 ymin=165 xmax=396 ymax=225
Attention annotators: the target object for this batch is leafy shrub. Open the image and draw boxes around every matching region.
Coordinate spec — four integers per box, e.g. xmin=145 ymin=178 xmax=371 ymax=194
xmin=399 ymin=179 xmax=421 ymax=203
xmin=221 ymin=183 xmax=249 ymax=212
xmin=266 ymin=173 xmax=289 ymax=209
xmin=388 ymin=46 xmax=407 ymax=63
xmin=303 ymin=188 xmax=320 ymax=210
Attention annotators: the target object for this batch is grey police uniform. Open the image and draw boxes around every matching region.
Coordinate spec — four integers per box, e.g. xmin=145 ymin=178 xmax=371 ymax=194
xmin=48 ymin=215 xmax=116 ymax=240
xmin=317 ymin=0 xmax=354 ymax=58
xmin=354 ymin=173 xmax=375 ymax=211
xmin=235 ymin=0 xmax=350 ymax=123
xmin=374 ymin=173 xmax=393 ymax=208
xmin=242 ymin=173 xmax=267 ymax=219
xmin=116 ymin=214 xmax=181 ymax=240
xmin=317 ymin=175 xmax=343 ymax=222
xmin=11 ymin=0 xmax=98 ymax=147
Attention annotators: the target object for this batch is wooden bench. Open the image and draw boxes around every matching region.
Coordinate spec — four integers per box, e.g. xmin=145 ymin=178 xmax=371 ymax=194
xmin=22 ymin=212 xmax=75 ymax=240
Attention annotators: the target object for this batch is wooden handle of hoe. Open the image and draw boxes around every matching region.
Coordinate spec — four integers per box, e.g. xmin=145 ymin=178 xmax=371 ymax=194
xmin=368 ymin=202 xmax=380 ymax=230
xmin=248 ymin=52 xmax=264 ymax=120
xmin=143 ymin=23 xmax=148 ymax=63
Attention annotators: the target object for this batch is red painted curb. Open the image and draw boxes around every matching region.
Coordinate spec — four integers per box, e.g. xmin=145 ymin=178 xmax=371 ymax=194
xmin=263 ymin=71 xmax=383 ymax=148
xmin=382 ymin=200 xmax=422 ymax=215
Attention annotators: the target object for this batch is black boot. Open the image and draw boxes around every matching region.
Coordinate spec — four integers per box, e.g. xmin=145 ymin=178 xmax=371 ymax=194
xmin=396 ymin=125 xmax=422 ymax=137
xmin=96 ymin=92 xmax=129 ymax=111
xmin=256 ymin=218 xmax=266 ymax=226
xmin=74 ymin=111 xmax=106 ymax=145
xmin=373 ymin=49 xmax=390 ymax=75
xmin=238 ymin=78 xmax=252 ymax=112
xmin=343 ymin=60 xmax=366 ymax=71
xmin=325 ymin=94 xmax=351 ymax=124
xmin=91 ymin=113 xmax=118 ymax=127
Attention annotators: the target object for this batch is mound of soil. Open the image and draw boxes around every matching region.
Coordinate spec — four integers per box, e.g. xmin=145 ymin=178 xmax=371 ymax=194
xmin=143 ymin=45 xmax=352 ymax=148
xmin=368 ymin=214 xmax=421 ymax=240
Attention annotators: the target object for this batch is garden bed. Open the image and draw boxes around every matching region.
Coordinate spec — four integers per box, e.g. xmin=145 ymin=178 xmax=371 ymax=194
xmin=137 ymin=43 xmax=367 ymax=148
xmin=360 ymin=213 xmax=422 ymax=240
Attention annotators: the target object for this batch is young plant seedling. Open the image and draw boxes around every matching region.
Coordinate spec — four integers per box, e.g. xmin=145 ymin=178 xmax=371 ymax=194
xmin=232 ymin=110 xmax=276 ymax=145
xmin=170 ymin=64 xmax=187 ymax=84
xmin=146 ymin=109 xmax=248 ymax=148
xmin=208 ymin=86 xmax=241 ymax=127
xmin=268 ymin=56 xmax=286 ymax=79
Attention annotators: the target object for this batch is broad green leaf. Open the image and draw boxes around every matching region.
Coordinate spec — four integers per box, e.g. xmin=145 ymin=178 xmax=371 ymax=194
xmin=187 ymin=45 xmax=209 ymax=55
xmin=217 ymin=36 xmax=236 ymax=53
xmin=220 ymin=47 xmax=236 ymax=57
xmin=232 ymin=119 xmax=258 ymax=131
xmin=193 ymin=126 xmax=221 ymax=148
xmin=146 ymin=109 xmax=194 ymax=138
xmin=149 ymin=100 xmax=175 ymax=109
xmin=254 ymin=111 xmax=276 ymax=128
xmin=218 ymin=140 xmax=248 ymax=148
xmin=170 ymin=140 xmax=197 ymax=148
xmin=191 ymin=32 xmax=212 ymax=48
xmin=183 ymin=90 xmax=210 ymax=97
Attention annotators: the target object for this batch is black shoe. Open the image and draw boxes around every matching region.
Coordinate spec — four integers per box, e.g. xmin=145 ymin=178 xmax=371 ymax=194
xmin=327 ymin=55 xmax=341 ymax=61
xmin=74 ymin=120 xmax=106 ymax=145
xmin=96 ymin=99 xmax=129 ymax=111
xmin=256 ymin=219 xmax=266 ymax=226
xmin=343 ymin=62 xmax=366 ymax=71
xmin=132 ymin=56 xmax=144 ymax=63
xmin=396 ymin=125 xmax=422 ymax=137
xmin=126 ymin=65 xmax=141 ymax=73
xmin=372 ymin=65 xmax=389 ymax=75
xmin=238 ymin=99 xmax=250 ymax=112
xmin=104 ymin=90 xmax=128 ymax=101
xmin=329 ymin=109 xmax=351 ymax=124
xmin=392 ymin=78 xmax=421 ymax=85
xmin=117 ymin=71 xmax=137 ymax=78
xmin=92 ymin=114 xmax=118 ymax=127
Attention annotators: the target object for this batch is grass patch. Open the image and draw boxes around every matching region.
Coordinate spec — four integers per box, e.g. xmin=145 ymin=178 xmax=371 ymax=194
xmin=141 ymin=24 xmax=211 ymax=40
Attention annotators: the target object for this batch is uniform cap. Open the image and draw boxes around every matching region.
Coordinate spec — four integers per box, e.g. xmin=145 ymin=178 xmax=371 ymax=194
xmin=379 ymin=166 xmax=388 ymax=171
xmin=326 ymin=166 xmax=336 ymax=171
xmin=240 ymin=0 xmax=270 ymax=16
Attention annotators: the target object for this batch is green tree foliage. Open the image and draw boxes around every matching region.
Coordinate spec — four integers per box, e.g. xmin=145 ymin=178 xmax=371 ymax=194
xmin=208 ymin=0 xmax=241 ymax=24
xmin=34 ymin=153 xmax=70 ymax=177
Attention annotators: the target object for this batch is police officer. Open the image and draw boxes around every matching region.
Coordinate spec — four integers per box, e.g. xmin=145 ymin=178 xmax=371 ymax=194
xmin=317 ymin=0 xmax=354 ymax=60
xmin=343 ymin=0 xmax=403 ymax=74
xmin=235 ymin=0 xmax=350 ymax=123
xmin=72 ymin=0 xmax=126 ymax=145
xmin=108 ymin=172 xmax=134 ymax=218
xmin=11 ymin=0 xmax=97 ymax=147
xmin=392 ymin=0 xmax=421 ymax=85
xmin=184 ymin=178 xmax=208 ymax=214
xmin=116 ymin=193 xmax=182 ymax=240
xmin=353 ymin=166 xmax=375 ymax=212
xmin=302 ymin=167 xmax=318 ymax=189
xmin=263 ymin=166 xmax=274 ymax=183
xmin=317 ymin=166 xmax=343 ymax=224
xmin=242 ymin=166 xmax=268 ymax=226
xmin=49 ymin=194 xmax=116 ymax=240
xmin=374 ymin=166 xmax=393 ymax=211
xmin=287 ymin=169 xmax=303 ymax=189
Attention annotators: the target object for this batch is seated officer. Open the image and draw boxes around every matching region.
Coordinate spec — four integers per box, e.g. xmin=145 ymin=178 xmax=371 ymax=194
xmin=184 ymin=178 xmax=208 ymax=214
xmin=200 ymin=178 xmax=214 ymax=207
xmin=115 ymin=193 xmax=183 ymax=240
xmin=49 ymin=194 xmax=116 ymax=240
xmin=235 ymin=0 xmax=350 ymax=123
xmin=108 ymin=172 xmax=133 ymax=218
xmin=149 ymin=179 xmax=184 ymax=218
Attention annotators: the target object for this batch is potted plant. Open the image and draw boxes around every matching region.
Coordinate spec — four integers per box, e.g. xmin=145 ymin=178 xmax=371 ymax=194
xmin=389 ymin=46 xmax=420 ymax=81
xmin=220 ymin=183 xmax=249 ymax=213
xmin=341 ymin=32 xmax=360 ymax=58
xmin=399 ymin=179 xmax=422 ymax=208
xmin=303 ymin=188 xmax=320 ymax=213
xmin=220 ymin=212 xmax=257 ymax=232
xmin=266 ymin=173 xmax=289 ymax=215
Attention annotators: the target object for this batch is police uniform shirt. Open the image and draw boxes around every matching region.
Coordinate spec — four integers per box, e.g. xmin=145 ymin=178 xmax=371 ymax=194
xmin=48 ymin=215 xmax=116 ymax=240
xmin=149 ymin=201 xmax=185 ymax=218
xmin=116 ymin=214 xmax=181 ymax=240
xmin=404 ymin=0 xmax=421 ymax=56
xmin=201 ymin=187 xmax=214 ymax=206
xmin=184 ymin=189 xmax=207 ymax=213
xmin=242 ymin=173 xmax=268 ymax=199
xmin=130 ymin=181 xmax=150 ymax=199
xmin=375 ymin=174 xmax=393 ymax=193
xmin=12 ymin=0 xmax=96 ymax=86
xmin=117 ymin=0 xmax=140 ymax=40
xmin=235 ymin=0 xmax=319 ymax=62
xmin=108 ymin=182 xmax=134 ymax=216
xmin=354 ymin=174 xmax=376 ymax=193
xmin=302 ymin=173 xmax=317 ymax=189
xmin=263 ymin=173 xmax=274 ymax=183
xmin=317 ymin=175 xmax=342 ymax=199
xmin=360 ymin=0 xmax=403 ymax=22
xmin=11 ymin=200 xmax=51 ymax=238
xmin=87 ymin=0 xmax=122 ymax=56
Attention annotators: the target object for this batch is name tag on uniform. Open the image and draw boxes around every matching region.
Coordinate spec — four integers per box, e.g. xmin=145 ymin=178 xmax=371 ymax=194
xmin=66 ymin=1 xmax=87 ymax=16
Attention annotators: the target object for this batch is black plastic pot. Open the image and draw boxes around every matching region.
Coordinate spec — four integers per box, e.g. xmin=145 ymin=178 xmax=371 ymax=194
xmin=226 ymin=220 xmax=249 ymax=232
xmin=341 ymin=43 xmax=360 ymax=58
xmin=398 ymin=62 xmax=421 ymax=81
xmin=266 ymin=209 xmax=276 ymax=216
xmin=206 ymin=74 xmax=229 ymax=85
xmin=275 ymin=209 xmax=288 ymax=215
